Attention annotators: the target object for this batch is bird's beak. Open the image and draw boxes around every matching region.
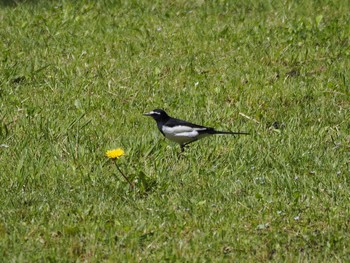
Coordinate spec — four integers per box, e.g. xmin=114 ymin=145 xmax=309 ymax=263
xmin=143 ymin=111 xmax=152 ymax=116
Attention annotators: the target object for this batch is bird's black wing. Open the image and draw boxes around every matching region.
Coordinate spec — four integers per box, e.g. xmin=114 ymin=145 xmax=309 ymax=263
xmin=165 ymin=117 xmax=248 ymax=135
xmin=165 ymin=117 xmax=214 ymax=132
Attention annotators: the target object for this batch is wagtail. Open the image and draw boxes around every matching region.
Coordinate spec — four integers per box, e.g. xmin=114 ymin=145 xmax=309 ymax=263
xmin=144 ymin=109 xmax=249 ymax=152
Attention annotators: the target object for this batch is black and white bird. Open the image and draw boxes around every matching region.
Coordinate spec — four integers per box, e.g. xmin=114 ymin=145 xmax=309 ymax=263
xmin=144 ymin=109 xmax=249 ymax=152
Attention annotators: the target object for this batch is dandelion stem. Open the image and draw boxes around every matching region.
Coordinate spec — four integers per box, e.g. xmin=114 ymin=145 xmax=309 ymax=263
xmin=114 ymin=160 xmax=134 ymax=188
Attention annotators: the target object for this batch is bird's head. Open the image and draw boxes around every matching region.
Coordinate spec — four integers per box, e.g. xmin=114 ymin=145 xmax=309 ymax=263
xmin=143 ymin=109 xmax=170 ymax=122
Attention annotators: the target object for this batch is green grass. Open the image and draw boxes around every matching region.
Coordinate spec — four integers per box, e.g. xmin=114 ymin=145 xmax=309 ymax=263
xmin=0 ymin=0 xmax=349 ymax=261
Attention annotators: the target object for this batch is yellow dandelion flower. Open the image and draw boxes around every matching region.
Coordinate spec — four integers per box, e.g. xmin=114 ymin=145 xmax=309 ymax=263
xmin=106 ymin=148 xmax=125 ymax=159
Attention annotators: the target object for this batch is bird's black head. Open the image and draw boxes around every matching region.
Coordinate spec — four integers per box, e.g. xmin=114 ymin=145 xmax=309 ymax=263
xmin=143 ymin=109 xmax=170 ymax=122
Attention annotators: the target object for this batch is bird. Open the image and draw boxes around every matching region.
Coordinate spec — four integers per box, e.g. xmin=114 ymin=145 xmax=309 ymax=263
xmin=143 ymin=109 xmax=249 ymax=152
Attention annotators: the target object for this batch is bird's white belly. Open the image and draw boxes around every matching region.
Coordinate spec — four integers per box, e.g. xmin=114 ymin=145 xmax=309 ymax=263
xmin=162 ymin=126 xmax=208 ymax=144
xmin=164 ymin=131 xmax=198 ymax=144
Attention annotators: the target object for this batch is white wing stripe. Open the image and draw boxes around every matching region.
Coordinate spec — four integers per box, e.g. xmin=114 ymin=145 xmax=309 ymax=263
xmin=162 ymin=125 xmax=207 ymax=134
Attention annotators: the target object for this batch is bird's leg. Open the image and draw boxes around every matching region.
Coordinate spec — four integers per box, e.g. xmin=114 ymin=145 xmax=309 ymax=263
xmin=180 ymin=144 xmax=185 ymax=153
xmin=176 ymin=144 xmax=185 ymax=159
xmin=179 ymin=139 xmax=198 ymax=153
xmin=182 ymin=139 xmax=197 ymax=148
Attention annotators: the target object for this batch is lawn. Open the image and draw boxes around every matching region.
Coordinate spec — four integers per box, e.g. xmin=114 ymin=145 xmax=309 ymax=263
xmin=0 ymin=0 xmax=349 ymax=261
